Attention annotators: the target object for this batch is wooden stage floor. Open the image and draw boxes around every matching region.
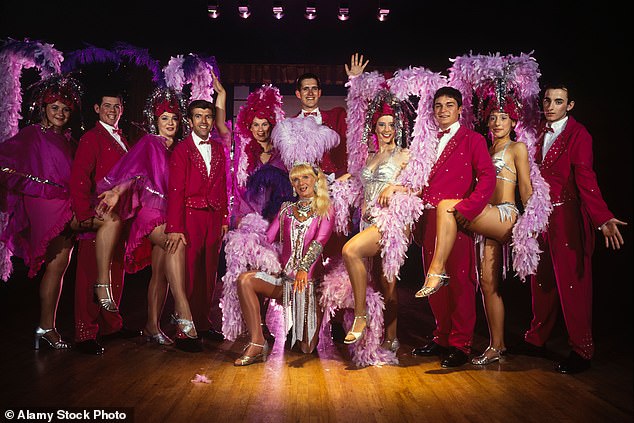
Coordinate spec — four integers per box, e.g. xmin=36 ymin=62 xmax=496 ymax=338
xmin=1 ymin=245 xmax=632 ymax=423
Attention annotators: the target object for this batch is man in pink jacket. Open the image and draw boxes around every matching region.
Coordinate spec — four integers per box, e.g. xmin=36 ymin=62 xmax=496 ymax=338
xmin=412 ymin=86 xmax=496 ymax=367
xmin=70 ymin=90 xmax=139 ymax=355
xmin=166 ymin=99 xmax=229 ymax=346
xmin=510 ymin=82 xmax=626 ymax=374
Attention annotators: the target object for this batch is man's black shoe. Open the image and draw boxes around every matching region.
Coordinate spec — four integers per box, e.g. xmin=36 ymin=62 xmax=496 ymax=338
xmin=200 ymin=329 xmax=225 ymax=342
xmin=75 ymin=339 xmax=104 ymax=355
xmin=555 ymin=351 xmax=591 ymax=374
xmin=101 ymin=327 xmax=142 ymax=341
xmin=441 ymin=348 xmax=469 ymax=368
xmin=507 ymin=340 xmax=547 ymax=357
xmin=411 ymin=342 xmax=449 ymax=357
xmin=174 ymin=337 xmax=203 ymax=353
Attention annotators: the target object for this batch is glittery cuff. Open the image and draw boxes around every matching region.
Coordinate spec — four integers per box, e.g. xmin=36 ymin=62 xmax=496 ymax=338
xmin=297 ymin=240 xmax=323 ymax=273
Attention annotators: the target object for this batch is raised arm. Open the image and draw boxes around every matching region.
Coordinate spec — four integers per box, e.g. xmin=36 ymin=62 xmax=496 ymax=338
xmin=345 ymin=53 xmax=370 ymax=78
xmin=212 ymin=70 xmax=230 ymax=138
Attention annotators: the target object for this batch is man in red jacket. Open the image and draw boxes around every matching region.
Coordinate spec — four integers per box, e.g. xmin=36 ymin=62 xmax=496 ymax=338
xmin=411 ymin=86 xmax=496 ymax=367
xmin=70 ymin=90 xmax=139 ymax=354
xmin=509 ymin=82 xmax=627 ymax=373
xmin=166 ymin=99 xmax=229 ymax=346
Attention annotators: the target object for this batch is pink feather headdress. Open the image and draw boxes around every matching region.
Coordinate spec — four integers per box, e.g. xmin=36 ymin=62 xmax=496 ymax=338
xmin=234 ymin=85 xmax=285 ymax=187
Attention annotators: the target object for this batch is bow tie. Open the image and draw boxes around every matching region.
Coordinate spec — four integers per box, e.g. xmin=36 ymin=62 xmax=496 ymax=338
xmin=199 ymin=139 xmax=211 ymax=145
xmin=303 ymin=111 xmax=318 ymax=117
xmin=113 ymin=128 xmax=123 ymax=136
xmin=543 ymin=125 xmax=554 ymax=133
xmin=436 ymin=129 xmax=450 ymax=139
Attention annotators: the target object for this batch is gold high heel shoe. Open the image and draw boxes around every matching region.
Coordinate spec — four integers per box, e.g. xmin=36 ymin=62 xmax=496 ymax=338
xmin=94 ymin=282 xmax=118 ymax=312
xmin=415 ymin=273 xmax=450 ymax=298
xmin=344 ymin=315 xmax=367 ymax=344
xmin=382 ymin=338 xmax=401 ymax=353
xmin=471 ymin=346 xmax=506 ymax=365
xmin=34 ymin=327 xmax=70 ymax=350
xmin=234 ymin=340 xmax=269 ymax=366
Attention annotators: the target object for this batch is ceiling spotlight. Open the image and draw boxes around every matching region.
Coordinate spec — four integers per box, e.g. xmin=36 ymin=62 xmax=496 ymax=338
xmin=377 ymin=1 xmax=390 ymax=21
xmin=238 ymin=1 xmax=251 ymax=19
xmin=273 ymin=1 xmax=284 ymax=19
xmin=207 ymin=2 xmax=219 ymax=19
xmin=304 ymin=1 xmax=317 ymax=20
xmin=337 ymin=2 xmax=350 ymax=21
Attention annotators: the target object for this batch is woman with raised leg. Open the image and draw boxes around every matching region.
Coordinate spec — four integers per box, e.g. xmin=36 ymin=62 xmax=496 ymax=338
xmin=233 ymin=163 xmax=334 ymax=365
xmin=415 ymin=58 xmax=549 ymax=365
xmin=340 ymin=58 xmax=412 ymax=351
xmin=95 ymin=86 xmax=217 ymax=351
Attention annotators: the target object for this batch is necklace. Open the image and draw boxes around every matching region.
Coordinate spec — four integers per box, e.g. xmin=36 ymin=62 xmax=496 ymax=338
xmin=296 ymin=199 xmax=313 ymax=218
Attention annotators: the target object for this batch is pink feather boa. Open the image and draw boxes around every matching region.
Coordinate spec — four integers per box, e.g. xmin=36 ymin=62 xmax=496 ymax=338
xmin=220 ymin=213 xmax=282 ymax=341
xmin=271 ymin=116 xmax=340 ymax=169
xmin=448 ymin=52 xmax=552 ymax=280
xmin=320 ymin=260 xmax=398 ymax=367
xmin=328 ymin=178 xmax=363 ymax=235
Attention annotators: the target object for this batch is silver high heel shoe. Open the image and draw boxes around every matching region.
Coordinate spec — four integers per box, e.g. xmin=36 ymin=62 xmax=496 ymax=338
xmin=382 ymin=338 xmax=401 ymax=353
xmin=415 ymin=273 xmax=450 ymax=298
xmin=34 ymin=327 xmax=70 ymax=350
xmin=144 ymin=330 xmax=174 ymax=345
xmin=471 ymin=346 xmax=506 ymax=365
xmin=344 ymin=315 xmax=367 ymax=344
xmin=234 ymin=340 xmax=270 ymax=366
xmin=171 ymin=313 xmax=197 ymax=338
xmin=94 ymin=282 xmax=118 ymax=312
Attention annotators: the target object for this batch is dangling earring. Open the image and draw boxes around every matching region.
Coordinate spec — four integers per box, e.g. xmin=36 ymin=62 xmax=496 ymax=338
xmin=313 ymin=183 xmax=318 ymax=195
xmin=293 ymin=187 xmax=298 ymax=197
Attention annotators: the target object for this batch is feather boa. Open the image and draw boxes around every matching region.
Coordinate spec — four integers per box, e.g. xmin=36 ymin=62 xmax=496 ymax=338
xmin=388 ymin=67 xmax=448 ymax=191
xmin=271 ymin=116 xmax=340 ymax=169
xmin=0 ymin=39 xmax=62 ymax=142
xmin=448 ymin=52 xmax=552 ymax=280
xmin=164 ymin=53 xmax=219 ymax=101
xmin=374 ymin=192 xmax=424 ymax=281
xmin=345 ymin=72 xmax=385 ymax=176
xmin=320 ymin=260 xmax=398 ymax=367
xmin=0 ymin=211 xmax=12 ymax=281
xmin=328 ymin=177 xmax=363 ymax=235
xmin=219 ymin=213 xmax=281 ymax=341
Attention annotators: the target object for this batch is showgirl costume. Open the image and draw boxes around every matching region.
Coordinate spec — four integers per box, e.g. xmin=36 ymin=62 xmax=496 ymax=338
xmin=255 ymin=200 xmax=334 ymax=346
xmin=359 ymin=146 xmax=405 ymax=231
xmin=96 ymin=89 xmax=186 ymax=273
xmin=232 ymin=85 xmax=292 ymax=223
xmin=97 ymin=133 xmax=174 ymax=273
xmin=0 ymin=124 xmax=75 ymax=279
xmin=0 ymin=76 xmax=82 ymax=281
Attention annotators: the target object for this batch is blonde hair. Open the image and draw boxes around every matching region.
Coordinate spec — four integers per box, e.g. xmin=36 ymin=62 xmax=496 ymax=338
xmin=289 ymin=163 xmax=331 ymax=217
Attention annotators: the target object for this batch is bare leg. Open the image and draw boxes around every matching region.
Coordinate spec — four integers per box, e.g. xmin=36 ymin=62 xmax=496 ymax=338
xmin=94 ymin=213 xmax=122 ymax=305
xmin=375 ymin=257 xmax=398 ymax=347
xmin=145 ymin=227 xmax=170 ymax=340
xmin=39 ymin=234 xmax=74 ymax=344
xmin=299 ymin=304 xmax=324 ymax=354
xmin=236 ymin=271 xmax=282 ymax=360
xmin=159 ymin=224 xmax=195 ymax=337
xmin=341 ymin=225 xmax=382 ymax=340
xmin=477 ymin=238 xmax=506 ymax=360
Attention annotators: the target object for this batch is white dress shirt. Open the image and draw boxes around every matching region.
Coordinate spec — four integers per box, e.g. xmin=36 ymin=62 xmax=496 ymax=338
xmin=436 ymin=121 xmax=461 ymax=159
xmin=542 ymin=116 xmax=568 ymax=158
xmin=99 ymin=121 xmax=128 ymax=152
xmin=192 ymin=132 xmax=212 ymax=174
